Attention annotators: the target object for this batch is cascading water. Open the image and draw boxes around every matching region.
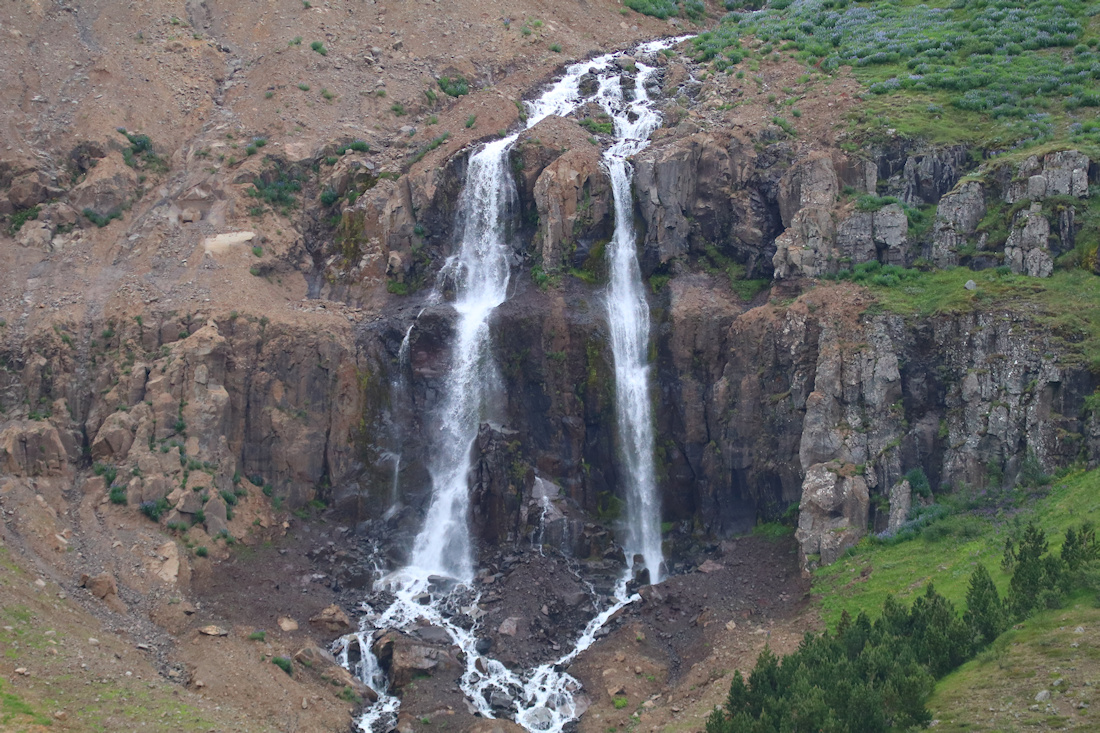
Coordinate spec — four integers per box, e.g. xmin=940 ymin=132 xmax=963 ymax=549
xmin=337 ymin=35 xmax=691 ymax=733
xmin=592 ymin=47 xmax=677 ymax=585
xmin=382 ymin=320 xmax=418 ymax=518
xmin=406 ymin=134 xmax=516 ymax=581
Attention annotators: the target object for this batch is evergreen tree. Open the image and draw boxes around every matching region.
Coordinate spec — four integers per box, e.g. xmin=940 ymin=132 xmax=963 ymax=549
xmin=745 ymin=646 xmax=781 ymax=719
xmin=908 ymin=583 xmax=970 ymax=676
xmin=709 ymin=524 xmax=1100 ymax=733
xmin=725 ymin=670 xmax=748 ymax=717
xmin=1007 ymin=522 xmax=1064 ymax=620
xmin=1061 ymin=521 xmax=1098 ymax=572
xmin=963 ymin=563 xmax=1006 ymax=649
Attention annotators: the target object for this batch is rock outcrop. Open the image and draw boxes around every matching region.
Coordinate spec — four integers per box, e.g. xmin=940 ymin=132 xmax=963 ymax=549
xmin=777 ymin=154 xmax=839 ymax=228
xmin=1004 ymin=203 xmax=1053 ymax=277
xmin=929 ymin=149 xmax=1094 ymax=273
xmin=532 ymin=148 xmax=611 ymax=273
xmin=510 ymin=117 xmax=612 ymax=274
xmin=0 ymin=421 xmax=70 ymax=477
xmin=1001 ymin=150 xmax=1091 ymax=204
xmin=634 ymin=129 xmax=780 ymax=274
xmin=771 ymin=207 xmax=835 ymax=279
xmin=931 ymin=181 xmax=985 ymax=269
xmin=795 ymin=463 xmax=870 ymax=567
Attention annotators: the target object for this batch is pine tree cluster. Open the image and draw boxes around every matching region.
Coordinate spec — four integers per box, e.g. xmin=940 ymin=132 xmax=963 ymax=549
xmin=706 ymin=522 xmax=1098 ymax=733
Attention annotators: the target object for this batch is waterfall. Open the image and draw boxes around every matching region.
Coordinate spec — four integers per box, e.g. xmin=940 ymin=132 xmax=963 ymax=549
xmin=406 ymin=135 xmax=516 ymax=582
xmin=339 ymin=35 xmax=691 ymax=733
xmin=590 ymin=51 xmax=677 ymax=584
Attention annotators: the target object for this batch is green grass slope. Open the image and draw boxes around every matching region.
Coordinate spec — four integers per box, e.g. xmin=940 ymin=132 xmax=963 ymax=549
xmin=810 ymin=468 xmax=1100 ymax=729
xmin=930 ymin=598 xmax=1100 ymax=731
xmin=815 ymin=468 xmax=1100 ymax=627
xmin=692 ymin=0 xmax=1100 ymax=150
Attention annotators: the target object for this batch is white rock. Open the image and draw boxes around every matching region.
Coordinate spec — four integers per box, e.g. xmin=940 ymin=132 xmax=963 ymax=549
xmin=203 ymin=231 xmax=255 ymax=254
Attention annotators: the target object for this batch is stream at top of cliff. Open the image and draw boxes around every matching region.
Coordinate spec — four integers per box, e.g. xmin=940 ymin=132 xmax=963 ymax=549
xmin=335 ymin=34 xmax=693 ymax=733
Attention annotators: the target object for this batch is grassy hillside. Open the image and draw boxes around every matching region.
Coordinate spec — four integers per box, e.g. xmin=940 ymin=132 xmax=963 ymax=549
xmin=803 ymin=467 xmax=1100 ymax=729
xmin=815 ymin=468 xmax=1100 ymax=627
xmin=929 ymin=598 xmax=1100 ymax=731
xmin=692 ymin=0 xmax=1100 ymax=149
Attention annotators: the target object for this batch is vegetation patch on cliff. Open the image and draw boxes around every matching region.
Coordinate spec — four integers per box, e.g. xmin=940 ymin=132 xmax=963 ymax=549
xmin=851 ymin=266 xmax=1100 ymax=371
xmin=694 ymin=0 xmax=1100 ymax=147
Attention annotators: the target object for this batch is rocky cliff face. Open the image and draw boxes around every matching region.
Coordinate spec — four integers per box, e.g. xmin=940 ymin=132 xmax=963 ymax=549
xmin=349 ymin=263 xmax=1098 ymax=572
xmin=4 ymin=124 xmax=1097 ymax=579
xmin=1 ymin=311 xmax=363 ymax=528
xmin=3 ymin=24 xmax=1099 ymax=587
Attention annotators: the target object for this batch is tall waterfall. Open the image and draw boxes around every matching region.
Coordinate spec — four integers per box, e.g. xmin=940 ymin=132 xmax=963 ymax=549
xmin=592 ymin=47 xmax=674 ymax=584
xmin=338 ymin=35 xmax=691 ymax=733
xmin=404 ymin=40 xmax=656 ymax=579
xmin=407 ymin=136 xmax=515 ymax=582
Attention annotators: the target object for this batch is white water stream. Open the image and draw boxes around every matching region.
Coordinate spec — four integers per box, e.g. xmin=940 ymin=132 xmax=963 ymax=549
xmin=337 ymin=35 xmax=691 ymax=733
xmin=406 ymin=132 xmax=516 ymax=582
xmin=595 ymin=47 xmax=673 ymax=586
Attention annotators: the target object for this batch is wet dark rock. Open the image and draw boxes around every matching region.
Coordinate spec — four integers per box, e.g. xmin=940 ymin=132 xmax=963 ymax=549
xmin=578 ymin=72 xmax=599 ymax=97
xmin=489 ymin=689 xmax=514 ymax=712
xmin=412 ymin=625 xmax=452 ymax=645
xmin=372 ymin=631 xmax=461 ymax=690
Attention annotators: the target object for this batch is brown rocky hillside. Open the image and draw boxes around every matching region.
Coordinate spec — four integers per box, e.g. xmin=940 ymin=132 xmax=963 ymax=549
xmin=2 ymin=1 xmax=1100 ymax=732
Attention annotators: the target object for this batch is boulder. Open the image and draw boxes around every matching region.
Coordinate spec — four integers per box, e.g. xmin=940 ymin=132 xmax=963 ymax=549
xmin=79 ymin=572 xmax=127 ymax=612
xmin=795 ymin=463 xmax=870 ymax=567
xmin=0 ymin=421 xmax=69 ymax=476
xmin=497 ymin=617 xmax=522 ymax=637
xmin=15 ymin=221 xmax=52 ymax=249
xmin=295 ymin=646 xmax=377 ymax=702
xmin=69 ymin=157 xmax=137 ymax=218
xmin=175 ymin=489 xmax=204 ymax=515
xmin=309 ymin=604 xmax=351 ymax=634
xmin=372 ymin=631 xmax=460 ymax=689
xmin=90 ymin=411 xmax=137 ymax=462
xmin=7 ymin=172 xmax=51 ymax=209
xmin=154 ymin=540 xmax=182 ymax=583
xmin=294 ymin=645 xmax=339 ymax=668
xmin=203 ymin=495 xmax=229 ymax=537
